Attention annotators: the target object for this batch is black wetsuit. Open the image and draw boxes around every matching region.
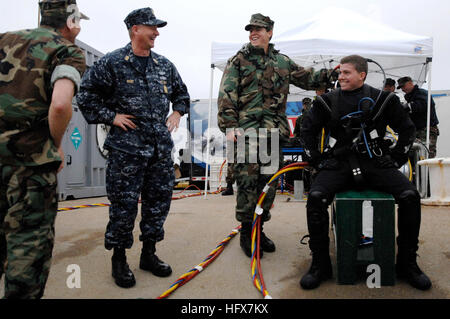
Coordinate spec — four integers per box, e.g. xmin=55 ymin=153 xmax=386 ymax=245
xmin=300 ymin=85 xmax=421 ymax=254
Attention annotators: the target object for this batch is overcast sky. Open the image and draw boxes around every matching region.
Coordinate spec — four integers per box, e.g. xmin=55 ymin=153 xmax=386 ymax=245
xmin=1 ymin=0 xmax=449 ymax=99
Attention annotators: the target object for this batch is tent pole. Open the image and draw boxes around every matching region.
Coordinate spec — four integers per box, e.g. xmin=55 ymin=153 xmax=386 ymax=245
xmin=37 ymin=1 xmax=40 ymax=27
xmin=426 ymin=57 xmax=432 ymax=159
xmin=204 ymin=64 xmax=215 ymax=198
xmin=425 ymin=57 xmax=432 ymax=198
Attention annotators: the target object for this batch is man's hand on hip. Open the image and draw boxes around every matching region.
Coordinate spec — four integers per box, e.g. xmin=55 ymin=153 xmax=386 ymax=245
xmin=166 ymin=111 xmax=181 ymax=132
xmin=113 ymin=114 xmax=137 ymax=131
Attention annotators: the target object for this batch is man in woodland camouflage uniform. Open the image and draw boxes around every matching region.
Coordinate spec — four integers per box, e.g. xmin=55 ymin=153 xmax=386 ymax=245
xmin=221 ymin=163 xmax=235 ymax=196
xmin=0 ymin=0 xmax=87 ymax=298
xmin=77 ymin=7 xmax=190 ymax=288
xmin=217 ymin=13 xmax=333 ymax=258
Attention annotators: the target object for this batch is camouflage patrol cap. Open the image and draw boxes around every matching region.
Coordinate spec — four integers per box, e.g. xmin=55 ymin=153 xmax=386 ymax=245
xmin=39 ymin=0 xmax=89 ymax=21
xmin=124 ymin=7 xmax=167 ymax=30
xmin=245 ymin=13 xmax=274 ymax=31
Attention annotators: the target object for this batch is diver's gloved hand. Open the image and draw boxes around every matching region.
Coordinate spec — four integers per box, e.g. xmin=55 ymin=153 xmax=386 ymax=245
xmin=376 ymin=154 xmax=397 ymax=169
xmin=382 ymin=138 xmax=394 ymax=149
xmin=390 ymin=149 xmax=409 ymax=167
xmin=304 ymin=149 xmax=322 ymax=169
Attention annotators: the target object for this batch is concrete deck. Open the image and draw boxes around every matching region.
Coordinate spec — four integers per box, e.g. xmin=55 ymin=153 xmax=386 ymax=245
xmin=1 ymin=192 xmax=449 ymax=299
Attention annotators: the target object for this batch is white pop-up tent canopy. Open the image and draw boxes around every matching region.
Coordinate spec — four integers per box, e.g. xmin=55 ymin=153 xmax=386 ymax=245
xmin=211 ymin=7 xmax=433 ymax=87
xmin=204 ymin=7 xmax=434 ymax=195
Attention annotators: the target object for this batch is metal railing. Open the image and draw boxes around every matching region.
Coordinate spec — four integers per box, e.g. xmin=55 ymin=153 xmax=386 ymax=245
xmin=410 ymin=142 xmax=429 ymax=198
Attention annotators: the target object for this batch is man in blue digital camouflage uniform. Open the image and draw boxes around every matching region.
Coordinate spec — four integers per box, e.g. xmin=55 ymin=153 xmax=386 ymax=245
xmin=77 ymin=7 xmax=190 ymax=288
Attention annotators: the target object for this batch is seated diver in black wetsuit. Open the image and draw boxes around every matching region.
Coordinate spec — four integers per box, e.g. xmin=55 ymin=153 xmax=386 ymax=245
xmin=299 ymin=55 xmax=432 ymax=291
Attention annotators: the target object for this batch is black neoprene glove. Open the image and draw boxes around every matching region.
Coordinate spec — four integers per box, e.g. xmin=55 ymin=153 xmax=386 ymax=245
xmin=304 ymin=149 xmax=322 ymax=169
xmin=390 ymin=150 xmax=409 ymax=168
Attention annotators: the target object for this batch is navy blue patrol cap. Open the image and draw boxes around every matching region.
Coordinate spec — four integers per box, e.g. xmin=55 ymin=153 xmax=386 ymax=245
xmin=124 ymin=7 xmax=167 ymax=30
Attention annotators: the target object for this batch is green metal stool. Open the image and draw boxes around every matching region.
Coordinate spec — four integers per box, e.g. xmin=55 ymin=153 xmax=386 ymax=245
xmin=332 ymin=190 xmax=396 ymax=286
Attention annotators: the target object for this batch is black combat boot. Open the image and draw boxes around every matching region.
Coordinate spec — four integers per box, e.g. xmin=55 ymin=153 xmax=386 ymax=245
xmin=221 ymin=182 xmax=234 ymax=196
xmin=300 ymin=251 xmax=332 ymax=290
xmin=111 ymin=248 xmax=136 ymax=288
xmin=396 ymin=249 xmax=432 ymax=290
xmin=240 ymin=222 xmax=263 ymax=258
xmin=260 ymin=222 xmax=276 ymax=253
xmin=140 ymin=240 xmax=172 ymax=277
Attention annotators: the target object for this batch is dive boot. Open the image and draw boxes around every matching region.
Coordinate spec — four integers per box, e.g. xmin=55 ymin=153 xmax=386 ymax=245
xmin=111 ymin=249 xmax=136 ymax=288
xmin=300 ymin=252 xmax=332 ymax=289
xmin=396 ymin=251 xmax=432 ymax=290
xmin=221 ymin=182 xmax=234 ymax=196
xmin=240 ymin=222 xmax=263 ymax=258
xmin=140 ymin=240 xmax=172 ymax=277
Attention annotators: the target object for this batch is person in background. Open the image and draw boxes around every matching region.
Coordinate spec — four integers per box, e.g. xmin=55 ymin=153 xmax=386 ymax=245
xmin=383 ymin=78 xmax=396 ymax=93
xmin=397 ymin=76 xmax=439 ymax=158
xmin=0 ymin=0 xmax=87 ymax=298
